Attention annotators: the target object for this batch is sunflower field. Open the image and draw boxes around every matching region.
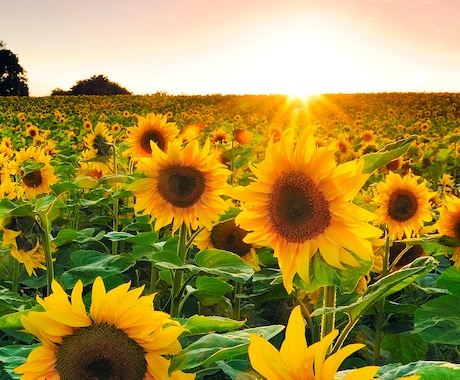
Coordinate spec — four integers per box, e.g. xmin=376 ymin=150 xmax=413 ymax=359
xmin=0 ymin=92 xmax=460 ymax=379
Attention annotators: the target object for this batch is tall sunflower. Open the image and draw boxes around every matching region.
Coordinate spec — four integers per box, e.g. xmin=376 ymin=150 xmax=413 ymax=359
xmin=15 ymin=277 xmax=195 ymax=380
xmin=128 ymin=139 xmax=231 ymax=233
xmin=124 ymin=113 xmax=179 ymax=160
xmin=15 ymin=146 xmax=58 ymax=199
xmin=248 ymin=305 xmax=379 ymax=380
xmin=437 ymin=194 xmax=460 ymax=266
xmin=229 ymin=128 xmax=381 ymax=293
xmin=194 ymin=218 xmax=260 ymax=270
xmin=374 ymin=171 xmax=434 ymax=240
xmin=0 ymin=215 xmax=46 ymax=276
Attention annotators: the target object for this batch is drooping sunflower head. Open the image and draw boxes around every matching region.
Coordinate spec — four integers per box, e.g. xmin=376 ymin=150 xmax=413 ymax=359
xmin=0 ymin=215 xmax=46 ymax=276
xmin=15 ymin=146 xmax=58 ymax=199
xmin=15 ymin=277 xmax=195 ymax=380
xmin=374 ymin=171 xmax=434 ymax=240
xmin=125 ymin=113 xmax=180 ymax=161
xmin=129 ymin=138 xmax=231 ymax=233
xmin=83 ymin=122 xmax=113 ymax=157
xmin=194 ymin=218 xmax=260 ymax=270
xmin=229 ymin=127 xmax=382 ymax=293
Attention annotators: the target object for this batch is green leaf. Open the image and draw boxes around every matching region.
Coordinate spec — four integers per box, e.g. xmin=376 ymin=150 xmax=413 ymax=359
xmin=194 ymin=249 xmax=255 ymax=283
xmin=295 ymin=251 xmax=373 ymax=294
xmin=381 ymin=333 xmax=428 ymax=364
xmin=180 ymin=315 xmax=246 ymax=336
xmin=217 ymin=360 xmax=261 ymax=380
xmin=33 ymin=194 xmax=56 ymax=213
xmin=169 ymin=325 xmax=284 ymax=373
xmin=376 ymin=361 xmax=460 ymax=380
xmin=60 ymin=250 xmax=136 ymax=288
xmin=53 ymin=228 xmax=105 ymax=246
xmin=415 ymin=294 xmax=460 ymax=344
xmin=193 ymin=277 xmax=234 ymax=306
xmin=0 ymin=345 xmax=37 ymax=379
xmin=312 ymin=256 xmax=437 ymax=323
xmin=437 ymin=266 xmax=460 ymax=298
xmin=361 ymin=135 xmax=417 ymax=174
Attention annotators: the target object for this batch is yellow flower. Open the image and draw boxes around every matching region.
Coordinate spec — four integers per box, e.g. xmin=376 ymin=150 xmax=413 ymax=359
xmin=129 ymin=138 xmax=231 ymax=233
xmin=194 ymin=218 xmax=260 ymax=270
xmin=248 ymin=305 xmax=379 ymax=380
xmin=229 ymin=128 xmax=381 ymax=293
xmin=437 ymin=194 xmax=460 ymax=266
xmin=374 ymin=171 xmax=434 ymax=240
xmin=15 ymin=146 xmax=58 ymax=199
xmin=15 ymin=277 xmax=195 ymax=380
xmin=124 ymin=113 xmax=179 ymax=160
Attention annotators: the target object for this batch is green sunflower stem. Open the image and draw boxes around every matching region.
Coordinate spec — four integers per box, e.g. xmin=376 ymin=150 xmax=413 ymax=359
xmin=320 ymin=285 xmax=337 ymax=342
xmin=373 ymin=234 xmax=391 ymax=365
xmin=37 ymin=211 xmax=54 ymax=296
xmin=170 ymin=223 xmax=188 ymax=317
xmin=111 ymin=141 xmax=119 ymax=255
xmin=11 ymin=257 xmax=20 ymax=293
xmin=232 ymin=282 xmax=243 ymax=320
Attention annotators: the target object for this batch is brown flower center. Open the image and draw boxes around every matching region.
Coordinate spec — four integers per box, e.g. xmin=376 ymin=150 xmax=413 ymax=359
xmin=210 ymin=219 xmax=252 ymax=256
xmin=269 ymin=171 xmax=330 ymax=242
xmin=454 ymin=221 xmax=460 ymax=240
xmin=388 ymin=190 xmax=418 ymax=222
xmin=56 ymin=322 xmax=146 ymax=380
xmin=23 ymin=170 xmax=43 ymax=188
xmin=157 ymin=165 xmax=205 ymax=208
xmin=141 ymin=131 xmax=166 ymax=153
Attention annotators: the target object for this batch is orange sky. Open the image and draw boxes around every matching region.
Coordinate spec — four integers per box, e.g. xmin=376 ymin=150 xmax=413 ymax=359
xmin=2 ymin=0 xmax=460 ymax=96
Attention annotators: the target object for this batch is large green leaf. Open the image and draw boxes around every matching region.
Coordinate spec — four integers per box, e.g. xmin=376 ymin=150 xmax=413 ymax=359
xmin=381 ymin=333 xmax=428 ymax=364
xmin=414 ymin=294 xmax=460 ymax=344
xmin=436 ymin=266 xmax=460 ymax=298
xmin=312 ymin=256 xmax=437 ymax=342
xmin=194 ymin=249 xmax=255 ymax=282
xmin=169 ymin=325 xmax=284 ymax=373
xmin=60 ymin=250 xmax=136 ymax=288
xmin=192 ymin=277 xmax=234 ymax=306
xmin=374 ymin=361 xmax=460 ymax=380
xmin=180 ymin=315 xmax=246 ymax=336
xmin=361 ymin=135 xmax=417 ymax=174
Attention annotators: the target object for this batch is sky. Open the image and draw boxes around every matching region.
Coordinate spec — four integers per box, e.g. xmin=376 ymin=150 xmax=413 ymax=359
xmin=2 ymin=0 xmax=460 ymax=96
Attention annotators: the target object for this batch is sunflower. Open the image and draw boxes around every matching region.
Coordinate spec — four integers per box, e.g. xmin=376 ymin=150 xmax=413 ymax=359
xmin=15 ymin=146 xmax=58 ymax=199
xmin=437 ymin=194 xmax=460 ymax=266
xmin=26 ymin=124 xmax=40 ymax=141
xmin=15 ymin=276 xmax=195 ymax=380
xmin=229 ymin=128 xmax=381 ymax=293
xmin=124 ymin=113 xmax=179 ymax=160
xmin=0 ymin=153 xmax=17 ymax=199
xmin=374 ymin=171 xmax=434 ymax=240
xmin=129 ymin=139 xmax=231 ymax=233
xmin=0 ymin=215 xmax=47 ymax=276
xmin=248 ymin=305 xmax=379 ymax=380
xmin=194 ymin=218 xmax=260 ymax=270
xmin=83 ymin=122 xmax=113 ymax=157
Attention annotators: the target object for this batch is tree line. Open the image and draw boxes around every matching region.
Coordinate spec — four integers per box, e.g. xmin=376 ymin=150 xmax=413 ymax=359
xmin=0 ymin=41 xmax=131 ymax=96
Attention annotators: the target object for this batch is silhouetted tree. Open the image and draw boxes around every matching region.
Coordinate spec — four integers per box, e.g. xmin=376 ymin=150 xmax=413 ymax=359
xmin=0 ymin=41 xmax=29 ymax=96
xmin=69 ymin=74 xmax=131 ymax=95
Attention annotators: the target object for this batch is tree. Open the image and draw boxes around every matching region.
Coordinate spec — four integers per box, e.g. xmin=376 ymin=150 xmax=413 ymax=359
xmin=63 ymin=74 xmax=131 ymax=95
xmin=0 ymin=41 xmax=29 ymax=96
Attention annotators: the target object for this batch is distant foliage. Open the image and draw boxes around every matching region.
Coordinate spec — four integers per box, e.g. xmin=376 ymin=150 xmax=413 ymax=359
xmin=51 ymin=74 xmax=131 ymax=96
xmin=0 ymin=41 xmax=29 ymax=96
